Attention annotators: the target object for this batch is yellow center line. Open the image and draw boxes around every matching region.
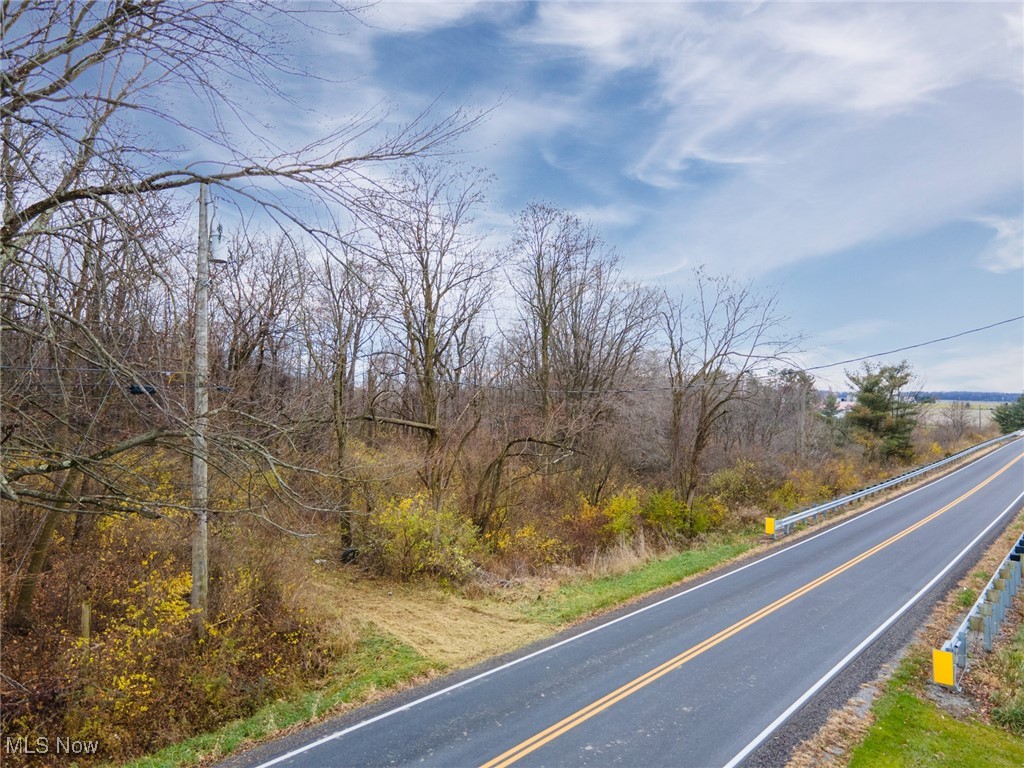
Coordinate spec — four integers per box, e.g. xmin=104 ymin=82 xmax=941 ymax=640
xmin=480 ymin=451 xmax=1024 ymax=768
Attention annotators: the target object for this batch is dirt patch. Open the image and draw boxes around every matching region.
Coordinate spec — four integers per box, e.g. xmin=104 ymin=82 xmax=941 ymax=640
xmin=310 ymin=570 xmax=551 ymax=668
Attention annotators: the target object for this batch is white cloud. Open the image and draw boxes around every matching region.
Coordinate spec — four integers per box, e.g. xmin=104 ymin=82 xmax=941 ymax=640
xmin=571 ymin=202 xmax=646 ymax=231
xmin=361 ymin=1 xmax=494 ymax=34
xmin=529 ymin=3 xmax=1021 ymax=184
xmin=918 ymin=342 xmax=1024 ymax=392
xmin=464 ymin=95 xmax=578 ymax=157
xmin=974 ymin=216 xmax=1024 ymax=273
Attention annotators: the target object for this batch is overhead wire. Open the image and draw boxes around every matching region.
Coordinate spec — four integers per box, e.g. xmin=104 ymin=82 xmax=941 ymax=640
xmin=803 ymin=315 xmax=1023 ymax=372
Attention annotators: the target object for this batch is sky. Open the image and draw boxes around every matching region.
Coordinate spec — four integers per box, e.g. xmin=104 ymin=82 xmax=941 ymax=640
xmin=244 ymin=1 xmax=1023 ymax=393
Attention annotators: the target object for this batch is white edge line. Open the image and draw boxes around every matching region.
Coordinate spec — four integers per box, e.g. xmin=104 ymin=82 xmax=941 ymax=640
xmin=253 ymin=440 xmax=1024 ymax=768
xmin=721 ymin=485 xmax=1024 ymax=768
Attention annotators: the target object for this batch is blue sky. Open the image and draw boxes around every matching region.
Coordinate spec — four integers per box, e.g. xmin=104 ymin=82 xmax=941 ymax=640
xmin=275 ymin=1 xmax=1023 ymax=393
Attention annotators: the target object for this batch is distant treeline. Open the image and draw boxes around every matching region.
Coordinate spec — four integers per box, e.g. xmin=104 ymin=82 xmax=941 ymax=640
xmin=921 ymin=392 xmax=1020 ymax=403
xmin=827 ymin=391 xmax=1019 ymax=403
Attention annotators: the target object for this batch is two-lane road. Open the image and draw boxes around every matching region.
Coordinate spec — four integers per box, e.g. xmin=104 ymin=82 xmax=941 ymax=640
xmin=232 ymin=438 xmax=1024 ymax=768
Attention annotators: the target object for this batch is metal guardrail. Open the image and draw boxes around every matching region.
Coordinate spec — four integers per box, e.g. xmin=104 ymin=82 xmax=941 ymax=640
xmin=764 ymin=431 xmax=1024 ymax=538
xmin=933 ymin=531 xmax=1024 ymax=688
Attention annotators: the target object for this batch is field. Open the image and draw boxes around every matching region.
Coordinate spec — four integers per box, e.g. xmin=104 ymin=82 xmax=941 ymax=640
xmin=919 ymin=400 xmax=998 ymax=427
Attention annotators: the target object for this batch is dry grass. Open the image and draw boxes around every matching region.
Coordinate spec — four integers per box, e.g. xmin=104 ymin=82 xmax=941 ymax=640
xmin=310 ymin=569 xmax=551 ymax=668
xmin=584 ymin=533 xmax=660 ymax=578
xmin=787 ymin=695 xmax=878 ymax=768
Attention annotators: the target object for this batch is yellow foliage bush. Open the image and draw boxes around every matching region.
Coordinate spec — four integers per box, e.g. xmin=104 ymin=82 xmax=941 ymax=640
xmin=364 ymin=493 xmax=481 ymax=581
xmin=687 ymin=495 xmax=728 ymax=535
xmin=64 ymin=558 xmax=193 ymax=756
xmin=488 ymin=524 xmax=570 ymax=572
xmin=639 ymin=489 xmax=686 ymax=536
xmin=601 ymin=488 xmax=642 ymax=539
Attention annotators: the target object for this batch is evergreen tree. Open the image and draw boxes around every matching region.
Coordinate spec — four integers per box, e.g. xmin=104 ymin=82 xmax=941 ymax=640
xmin=846 ymin=361 xmax=920 ymax=462
xmin=819 ymin=392 xmax=847 ymax=445
xmin=992 ymin=395 xmax=1024 ymax=434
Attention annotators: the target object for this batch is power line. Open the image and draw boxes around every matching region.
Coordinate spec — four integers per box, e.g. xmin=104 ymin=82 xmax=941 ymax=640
xmin=804 ymin=315 xmax=1024 ymax=372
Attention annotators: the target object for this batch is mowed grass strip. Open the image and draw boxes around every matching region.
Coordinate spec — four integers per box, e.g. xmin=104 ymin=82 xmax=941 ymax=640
xmin=526 ymin=534 xmax=756 ymax=625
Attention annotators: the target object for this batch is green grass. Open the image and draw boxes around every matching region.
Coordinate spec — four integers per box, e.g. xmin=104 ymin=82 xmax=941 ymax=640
xmin=955 ymin=587 xmax=978 ymax=608
xmin=526 ymin=534 xmax=756 ymax=625
xmin=849 ymin=650 xmax=1024 ymax=768
xmin=122 ymin=630 xmax=439 ymax=768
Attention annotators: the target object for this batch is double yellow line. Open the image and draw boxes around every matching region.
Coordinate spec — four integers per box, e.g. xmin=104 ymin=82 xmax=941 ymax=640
xmin=480 ymin=451 xmax=1024 ymax=768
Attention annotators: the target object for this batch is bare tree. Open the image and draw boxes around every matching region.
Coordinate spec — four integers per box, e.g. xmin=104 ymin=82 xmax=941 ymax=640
xmin=295 ymin=244 xmax=382 ymax=542
xmin=939 ymin=400 xmax=972 ymax=447
xmin=358 ymin=162 xmax=495 ymax=506
xmin=212 ymin=232 xmax=306 ymax=414
xmin=504 ymin=204 xmax=659 ymax=499
xmin=663 ymin=269 xmax=798 ymax=516
xmin=723 ymin=369 xmax=819 ymax=460
xmin=505 ymin=204 xmax=596 ymax=418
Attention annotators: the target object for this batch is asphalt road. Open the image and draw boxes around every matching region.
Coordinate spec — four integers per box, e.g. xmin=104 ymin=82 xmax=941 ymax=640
xmin=230 ymin=439 xmax=1024 ymax=768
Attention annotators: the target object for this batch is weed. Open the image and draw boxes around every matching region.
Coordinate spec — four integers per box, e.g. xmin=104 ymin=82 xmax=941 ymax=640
xmin=956 ymin=587 xmax=978 ymax=608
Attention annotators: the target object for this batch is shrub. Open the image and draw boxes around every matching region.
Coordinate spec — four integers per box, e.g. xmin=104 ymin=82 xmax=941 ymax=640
xmin=707 ymin=460 xmax=773 ymax=508
xmin=687 ymin=495 xmax=728 ymax=535
xmin=601 ymin=489 xmax=642 ymax=539
xmin=364 ymin=494 xmax=481 ymax=581
xmin=488 ymin=524 xmax=570 ymax=573
xmin=639 ymin=489 xmax=686 ymax=536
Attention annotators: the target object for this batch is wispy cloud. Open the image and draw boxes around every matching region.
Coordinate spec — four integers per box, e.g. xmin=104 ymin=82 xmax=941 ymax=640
xmin=361 ymin=1 xmax=496 ymax=35
xmin=920 ymin=341 xmax=1024 ymax=393
xmin=517 ymin=2 xmax=1023 ymax=277
xmin=975 ymin=216 xmax=1024 ymax=273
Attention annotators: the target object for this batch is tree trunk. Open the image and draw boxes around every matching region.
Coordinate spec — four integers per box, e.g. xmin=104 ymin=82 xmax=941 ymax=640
xmin=9 ymin=470 xmax=78 ymax=631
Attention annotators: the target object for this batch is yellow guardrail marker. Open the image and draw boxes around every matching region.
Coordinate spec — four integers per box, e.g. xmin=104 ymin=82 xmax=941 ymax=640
xmin=765 ymin=517 xmax=775 ymax=536
xmin=932 ymin=649 xmax=955 ymax=687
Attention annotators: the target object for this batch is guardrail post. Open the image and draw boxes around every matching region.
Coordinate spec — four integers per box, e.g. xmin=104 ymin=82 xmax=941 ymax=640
xmin=995 ymin=580 xmax=1008 ymax=623
xmin=980 ymin=601 xmax=995 ymax=651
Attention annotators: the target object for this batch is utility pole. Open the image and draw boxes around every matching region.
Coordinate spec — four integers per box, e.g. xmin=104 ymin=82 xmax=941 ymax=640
xmin=191 ymin=182 xmax=210 ymax=635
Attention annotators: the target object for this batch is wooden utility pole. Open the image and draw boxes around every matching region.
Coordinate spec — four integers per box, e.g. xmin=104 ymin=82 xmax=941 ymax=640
xmin=191 ymin=182 xmax=210 ymax=634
